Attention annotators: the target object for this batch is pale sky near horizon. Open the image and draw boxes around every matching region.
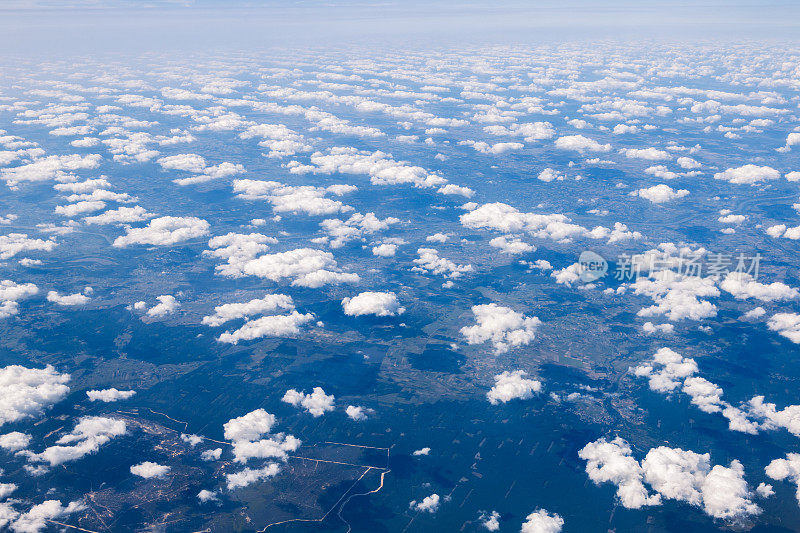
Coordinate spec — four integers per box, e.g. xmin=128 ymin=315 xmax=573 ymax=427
xmin=1 ymin=0 xmax=798 ymax=55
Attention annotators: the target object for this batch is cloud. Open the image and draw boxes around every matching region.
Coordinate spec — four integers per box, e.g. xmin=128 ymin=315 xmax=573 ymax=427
xmin=211 ymin=246 xmax=359 ymax=288
xmin=113 ymin=216 xmax=210 ymax=247
xmin=409 ymin=494 xmax=440 ymax=513
xmin=157 ymin=153 xmax=211 ymax=174
xmin=86 ymin=388 xmax=136 ymax=402
xmin=232 ymin=438 xmax=300 ymax=463
xmin=0 ymin=234 xmax=57 ymax=260
xmin=479 ymin=510 xmax=500 ymax=531
xmin=620 ymin=147 xmax=670 ymax=160
xmin=146 ymin=295 xmax=180 ymax=317
xmin=345 ymin=405 xmax=372 ymax=421
xmin=766 ymin=224 xmax=800 ymax=240
xmin=342 ymin=291 xmax=405 ymax=316
xmin=0 ymin=432 xmax=31 ymax=452
xmin=372 ymin=243 xmax=397 ymax=256
xmin=537 ymin=168 xmax=565 ymax=182
xmin=633 ymin=272 xmax=719 ymax=321
xmin=488 ymin=235 xmax=535 ymax=254
xmin=412 ymin=248 xmax=473 ymax=279
xmin=54 ymin=200 xmax=106 ymax=217
xmin=290 ymin=147 xmax=447 ymax=188
xmin=520 ymin=509 xmax=564 ymax=533
xmin=318 ymin=212 xmax=399 ymax=248
xmin=232 ymin=179 xmax=355 ymax=216
xmin=282 ymin=387 xmax=335 ymax=417
xmin=437 ymin=183 xmax=474 ymax=197
xmin=26 ymin=416 xmax=127 ymax=466
xmin=459 ymin=140 xmax=524 ymax=154
xmin=202 ymin=294 xmax=295 ymax=327
xmin=485 ymin=121 xmax=555 ymax=142
xmin=197 ymin=489 xmax=218 ymax=502
xmin=217 ymin=310 xmax=314 ymax=344
xmin=130 ymin=461 xmax=170 ymax=479
xmin=461 ymin=303 xmax=541 ymax=354
xmin=239 ymin=123 xmax=311 ymax=157
xmin=0 ymin=365 xmax=70 ymax=426
xmin=632 ymin=184 xmax=689 ymax=203
xmin=1 ymin=154 xmax=101 ymax=186
xmin=714 ymin=165 xmax=780 ymax=185
xmin=554 ymin=135 xmax=611 ymax=153
xmin=632 ymin=348 xmax=794 ymax=435
xmin=0 ymin=280 xmax=39 ymax=319
xmin=84 ymin=205 xmax=153 ymax=225
xmin=720 ymin=273 xmax=798 ymax=301
xmin=46 ymin=291 xmax=88 ymax=306
xmin=765 ymin=453 xmax=800 ymax=504
xmin=579 ymin=437 xmax=661 ymax=509
xmin=203 ymin=232 xmax=276 ymax=276
xmin=6 ymin=500 xmax=85 ymax=533
xmin=225 ymin=463 xmax=281 ymax=490
xmin=767 ymin=313 xmax=800 ymax=343
xmin=580 ymin=437 xmax=759 ymax=520
xmin=223 ymin=409 xmax=277 ymax=442
xmin=487 ymin=370 xmax=542 ymax=405
xmin=223 ymin=408 xmax=300 ymax=463
xmin=460 ymin=202 xmax=610 ymax=243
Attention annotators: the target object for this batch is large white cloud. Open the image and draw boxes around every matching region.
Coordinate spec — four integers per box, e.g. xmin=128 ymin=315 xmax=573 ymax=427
xmin=520 ymin=509 xmax=564 ymax=533
xmin=223 ymin=408 xmax=277 ymax=442
xmin=714 ymin=165 xmax=780 ymax=185
xmin=409 ymin=493 xmax=440 ymax=513
xmin=461 ymin=304 xmax=541 ymax=354
xmin=222 ymin=408 xmax=300 ymax=463
xmin=145 ymin=295 xmax=180 ymax=317
xmin=633 ymin=272 xmax=719 ymax=321
xmin=282 ymin=387 xmax=335 ymax=417
xmin=342 ymin=291 xmax=405 ymax=317
xmin=0 ymin=432 xmax=31 ymax=452
xmin=720 ymin=273 xmax=799 ymax=301
xmin=226 ymin=463 xmax=281 ymax=490
xmin=1 ymin=154 xmax=101 ymax=186
xmin=84 ymin=205 xmax=153 ymax=225
xmin=632 ymin=184 xmax=689 ymax=204
xmin=412 ymin=248 xmax=473 ymax=279
xmin=4 ymin=500 xmax=85 ymax=533
xmin=767 ymin=313 xmax=800 ymax=343
xmin=0 ymin=280 xmax=39 ymax=319
xmin=113 ymin=216 xmax=210 ymax=247
xmin=579 ymin=437 xmax=760 ymax=520
xmin=214 ymin=247 xmax=359 ymax=288
xmin=202 ymin=294 xmax=295 ymax=327
xmin=25 ymin=416 xmax=127 ymax=466
xmin=554 ymin=135 xmax=611 ymax=153
xmin=289 ymin=146 xmax=447 ymax=188
xmin=318 ymin=212 xmax=399 ymax=248
xmin=620 ymin=147 xmax=670 ymax=160
xmin=765 ymin=453 xmax=800 ymax=504
xmin=217 ymin=310 xmax=314 ymax=344
xmin=0 ymin=365 xmax=70 ymax=426
xmin=0 ymin=234 xmax=57 ymax=260
xmin=86 ymin=388 xmax=136 ymax=402
xmin=232 ymin=179 xmax=355 ymax=216
xmin=130 ymin=461 xmax=170 ymax=479
xmin=46 ymin=291 xmax=89 ymax=306
xmin=486 ymin=370 xmax=542 ymax=405
xmin=460 ymin=202 xmax=610 ymax=243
